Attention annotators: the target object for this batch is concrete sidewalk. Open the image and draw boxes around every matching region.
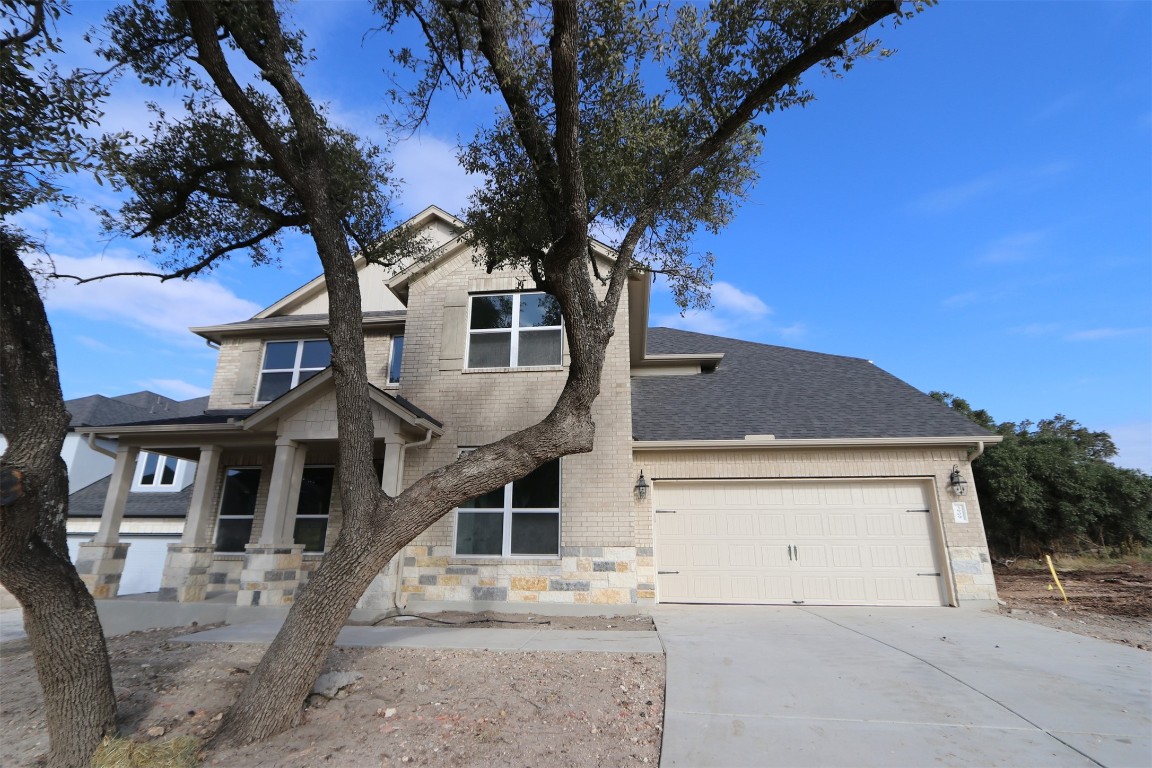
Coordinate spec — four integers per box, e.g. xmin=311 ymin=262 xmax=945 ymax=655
xmin=177 ymin=619 xmax=665 ymax=653
xmin=654 ymin=605 xmax=1151 ymax=768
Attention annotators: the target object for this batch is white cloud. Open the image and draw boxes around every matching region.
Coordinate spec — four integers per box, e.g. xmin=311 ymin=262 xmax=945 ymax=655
xmin=1107 ymin=421 xmax=1152 ymax=474
xmin=40 ymin=253 xmax=263 ymax=345
xmin=1064 ymin=327 xmax=1150 ymax=341
xmin=138 ymin=379 xmax=211 ymax=400
xmin=978 ymin=230 xmax=1050 ymax=264
xmin=390 ymin=135 xmax=481 ymax=217
xmin=653 ymin=281 xmax=803 ymax=341
xmin=910 ymin=161 xmax=1073 ymax=213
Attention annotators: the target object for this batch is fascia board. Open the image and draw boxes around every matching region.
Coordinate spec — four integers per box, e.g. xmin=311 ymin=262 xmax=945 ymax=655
xmin=633 ymin=435 xmax=1004 ymax=451
xmin=190 ymin=312 xmax=405 ymax=342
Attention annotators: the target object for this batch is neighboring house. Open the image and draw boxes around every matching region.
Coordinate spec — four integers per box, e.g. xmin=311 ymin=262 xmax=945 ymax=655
xmin=74 ymin=206 xmax=1000 ymax=611
xmin=0 ymin=392 xmax=206 ymax=597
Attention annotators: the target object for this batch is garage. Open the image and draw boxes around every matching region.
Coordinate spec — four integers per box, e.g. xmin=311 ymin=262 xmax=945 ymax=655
xmin=653 ymin=479 xmax=950 ymax=606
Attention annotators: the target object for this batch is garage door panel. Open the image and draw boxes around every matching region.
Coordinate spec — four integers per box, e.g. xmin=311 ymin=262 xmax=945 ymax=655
xmin=655 ymin=480 xmax=947 ymax=607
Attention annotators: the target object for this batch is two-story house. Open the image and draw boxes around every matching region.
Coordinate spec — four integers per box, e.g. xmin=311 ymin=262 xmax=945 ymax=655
xmin=74 ymin=206 xmax=999 ymax=613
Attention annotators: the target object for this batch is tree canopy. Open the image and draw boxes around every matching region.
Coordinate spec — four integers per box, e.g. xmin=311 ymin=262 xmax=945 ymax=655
xmin=932 ymin=393 xmax=1152 ymax=557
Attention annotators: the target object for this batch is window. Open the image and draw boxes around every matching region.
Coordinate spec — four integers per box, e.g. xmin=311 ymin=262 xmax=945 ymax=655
xmin=387 ymin=335 xmax=404 ymax=385
xmin=214 ymin=467 xmax=261 ymax=552
xmin=455 ymin=457 xmax=560 ymax=557
xmin=293 ymin=466 xmax=334 ymax=553
xmin=135 ymin=451 xmax=179 ymax=488
xmin=256 ymin=339 xmax=332 ymax=402
xmin=466 ymin=292 xmax=562 ymax=369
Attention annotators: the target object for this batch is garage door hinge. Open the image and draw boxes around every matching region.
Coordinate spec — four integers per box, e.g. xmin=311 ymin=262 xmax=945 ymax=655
xmin=658 ymin=571 xmax=680 ymax=575
xmin=654 ymin=509 xmax=677 ymax=514
xmin=917 ymin=572 xmax=942 ymax=577
xmin=906 ymin=509 xmax=931 ymax=513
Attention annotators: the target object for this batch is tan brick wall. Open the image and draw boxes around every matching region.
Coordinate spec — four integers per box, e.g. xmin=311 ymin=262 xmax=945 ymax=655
xmin=206 ymin=331 xmax=398 ymax=411
xmin=387 ymin=249 xmax=637 ymax=605
xmin=634 ymin=446 xmax=997 ymax=604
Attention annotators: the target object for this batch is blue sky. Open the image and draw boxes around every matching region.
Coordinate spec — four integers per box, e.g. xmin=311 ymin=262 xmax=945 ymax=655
xmin=13 ymin=1 xmax=1151 ymax=471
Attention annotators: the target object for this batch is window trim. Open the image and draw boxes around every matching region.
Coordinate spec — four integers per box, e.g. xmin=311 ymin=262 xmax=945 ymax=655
xmin=255 ymin=338 xmax=332 ymax=403
xmin=387 ymin=334 xmax=404 ymax=385
xmin=293 ymin=464 xmax=335 ymax=553
xmin=213 ymin=466 xmax=262 ymax=553
xmin=464 ymin=292 xmax=563 ymax=370
xmin=132 ymin=451 xmax=181 ymax=491
xmin=452 ymin=451 xmax=561 ymax=558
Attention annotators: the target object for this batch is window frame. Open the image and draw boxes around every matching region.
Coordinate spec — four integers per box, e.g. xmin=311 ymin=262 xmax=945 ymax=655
xmin=453 ymin=451 xmax=561 ymax=558
xmin=255 ymin=338 xmax=332 ymax=403
xmin=293 ymin=465 xmax=335 ymax=553
xmin=464 ymin=292 xmax=563 ymax=370
xmin=213 ymin=467 xmax=262 ymax=553
xmin=387 ymin=334 xmax=404 ymax=385
xmin=132 ymin=451 xmax=181 ymax=491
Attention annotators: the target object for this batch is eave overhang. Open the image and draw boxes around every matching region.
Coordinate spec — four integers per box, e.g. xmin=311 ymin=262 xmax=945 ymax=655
xmin=633 ymin=435 xmax=1003 ymax=451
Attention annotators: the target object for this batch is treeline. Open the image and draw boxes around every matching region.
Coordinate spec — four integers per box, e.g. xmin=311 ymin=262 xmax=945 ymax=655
xmin=932 ymin=393 xmax=1152 ymax=558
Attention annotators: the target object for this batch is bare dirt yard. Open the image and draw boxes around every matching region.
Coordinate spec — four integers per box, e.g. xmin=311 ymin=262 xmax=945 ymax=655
xmin=994 ymin=560 xmax=1152 ymax=650
xmin=0 ymin=613 xmax=663 ymax=767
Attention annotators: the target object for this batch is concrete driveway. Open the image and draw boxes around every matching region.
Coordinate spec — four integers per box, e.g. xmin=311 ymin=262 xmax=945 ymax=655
xmin=653 ymin=606 xmax=1150 ymax=768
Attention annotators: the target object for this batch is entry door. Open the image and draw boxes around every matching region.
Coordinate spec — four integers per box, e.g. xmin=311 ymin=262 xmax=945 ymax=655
xmin=653 ymin=480 xmax=947 ymax=606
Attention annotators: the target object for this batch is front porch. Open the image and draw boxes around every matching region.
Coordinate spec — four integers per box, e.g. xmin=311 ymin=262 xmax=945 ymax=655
xmin=74 ymin=376 xmax=442 ymax=611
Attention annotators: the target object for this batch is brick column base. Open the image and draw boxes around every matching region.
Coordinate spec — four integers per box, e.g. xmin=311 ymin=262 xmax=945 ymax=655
xmin=159 ymin=545 xmax=216 ymax=602
xmin=236 ymin=545 xmax=305 ymax=606
xmin=75 ymin=542 xmax=130 ymax=599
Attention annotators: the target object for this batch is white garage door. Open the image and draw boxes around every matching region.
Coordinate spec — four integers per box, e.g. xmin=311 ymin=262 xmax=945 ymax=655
xmin=654 ymin=480 xmax=948 ymax=606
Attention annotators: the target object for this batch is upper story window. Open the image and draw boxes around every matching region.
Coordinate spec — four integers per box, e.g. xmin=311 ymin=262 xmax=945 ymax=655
xmin=257 ymin=339 xmax=332 ymax=402
xmin=388 ymin=335 xmax=404 ymax=385
xmin=466 ymin=292 xmax=562 ymax=369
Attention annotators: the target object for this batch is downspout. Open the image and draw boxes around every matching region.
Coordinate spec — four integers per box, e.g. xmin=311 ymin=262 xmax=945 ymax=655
xmin=391 ymin=423 xmax=435 ymax=612
xmin=967 ymin=440 xmax=986 ymax=463
xmin=86 ymin=431 xmax=118 ymax=459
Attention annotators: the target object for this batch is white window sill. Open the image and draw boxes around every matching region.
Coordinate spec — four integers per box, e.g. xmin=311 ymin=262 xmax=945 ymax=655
xmin=450 ymin=556 xmax=561 ymax=565
xmin=462 ymin=365 xmax=564 ymax=374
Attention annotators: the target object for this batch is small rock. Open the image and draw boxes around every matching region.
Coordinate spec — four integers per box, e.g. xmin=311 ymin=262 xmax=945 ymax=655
xmin=211 ymin=713 xmax=224 ymax=722
xmin=386 ymin=708 xmax=397 ymax=718
xmin=312 ymin=671 xmax=364 ymax=699
xmin=146 ymin=726 xmax=165 ymax=738
xmin=416 ymin=683 xmax=429 ymax=693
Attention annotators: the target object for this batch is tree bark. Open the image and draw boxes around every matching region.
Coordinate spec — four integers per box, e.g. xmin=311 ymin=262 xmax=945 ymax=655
xmin=0 ymin=231 xmax=118 ymax=768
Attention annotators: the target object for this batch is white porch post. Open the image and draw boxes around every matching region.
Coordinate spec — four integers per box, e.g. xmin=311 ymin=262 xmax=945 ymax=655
xmin=259 ymin=437 xmax=299 ymax=546
xmin=182 ymin=445 xmax=223 ymax=546
xmin=161 ymin=445 xmax=222 ymax=602
xmin=76 ymin=445 xmax=138 ymax=598
xmin=359 ymin=440 xmax=407 ymax=613
xmin=277 ymin=443 xmax=309 ymax=544
xmin=93 ymin=445 xmax=138 ymax=544
xmin=238 ymin=436 xmax=305 ymax=607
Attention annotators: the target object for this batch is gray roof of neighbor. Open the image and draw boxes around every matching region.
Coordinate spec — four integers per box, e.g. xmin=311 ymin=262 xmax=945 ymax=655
xmin=66 ymin=392 xmax=210 ymax=428
xmin=69 ymin=476 xmax=192 ymax=518
xmin=632 ymin=328 xmax=993 ymax=441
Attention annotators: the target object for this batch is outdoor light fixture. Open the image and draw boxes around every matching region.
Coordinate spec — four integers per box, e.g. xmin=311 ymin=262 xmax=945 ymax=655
xmin=634 ymin=471 xmax=650 ymax=500
xmin=949 ymin=465 xmax=969 ymax=496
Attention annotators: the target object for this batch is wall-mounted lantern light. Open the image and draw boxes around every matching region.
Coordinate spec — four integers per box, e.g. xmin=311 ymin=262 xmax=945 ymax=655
xmin=948 ymin=465 xmax=969 ymax=496
xmin=634 ymin=471 xmax=650 ymax=500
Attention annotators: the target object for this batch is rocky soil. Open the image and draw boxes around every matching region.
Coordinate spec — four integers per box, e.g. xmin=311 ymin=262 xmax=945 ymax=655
xmin=994 ymin=561 xmax=1152 ymax=650
xmin=0 ymin=614 xmax=663 ymax=767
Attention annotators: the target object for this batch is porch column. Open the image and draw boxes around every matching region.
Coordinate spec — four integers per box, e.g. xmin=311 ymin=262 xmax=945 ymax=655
xmin=238 ymin=437 xmax=304 ymax=607
xmin=160 ymin=445 xmax=222 ymax=602
xmin=76 ymin=445 xmax=138 ymax=599
xmin=276 ymin=442 xmax=309 ymax=544
xmin=359 ymin=440 xmax=406 ymax=612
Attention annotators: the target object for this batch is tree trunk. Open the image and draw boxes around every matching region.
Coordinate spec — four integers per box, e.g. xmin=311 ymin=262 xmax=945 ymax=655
xmin=0 ymin=232 xmax=118 ymax=768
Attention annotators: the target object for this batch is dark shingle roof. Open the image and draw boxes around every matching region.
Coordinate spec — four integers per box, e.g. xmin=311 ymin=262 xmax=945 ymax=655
xmin=68 ymin=476 xmax=192 ymax=518
xmin=632 ymin=328 xmax=992 ymax=441
xmin=65 ymin=392 xmax=210 ymax=428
